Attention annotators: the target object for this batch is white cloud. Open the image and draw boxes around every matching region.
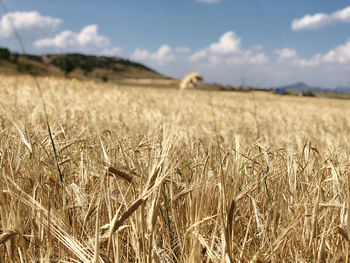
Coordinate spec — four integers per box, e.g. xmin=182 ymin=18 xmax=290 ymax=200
xmin=189 ymin=31 xmax=268 ymax=65
xmin=292 ymin=13 xmax=331 ymax=31
xmin=194 ymin=0 xmax=220 ymax=3
xmin=130 ymin=44 xmax=175 ymax=65
xmin=0 ymin=11 xmax=62 ymax=37
xmin=175 ymin=47 xmax=191 ymax=53
xmin=275 ymin=40 xmax=350 ymax=67
xmin=189 ymin=49 xmax=208 ymax=62
xmin=292 ymin=6 xmax=350 ymax=31
xmin=76 ymin=25 xmax=109 ymax=47
xmin=274 ymin=48 xmax=297 ymax=61
xmin=100 ymin=47 xmax=122 ymax=57
xmin=274 ymin=48 xmax=322 ymax=67
xmin=323 ymin=40 xmax=350 ymax=64
xmin=209 ymin=31 xmax=241 ymax=54
xmin=34 ymin=24 xmax=110 ymax=52
xmin=147 ymin=39 xmax=350 ymax=88
xmin=226 ymin=52 xmax=268 ymax=65
xmin=334 ymin=7 xmax=350 ymax=22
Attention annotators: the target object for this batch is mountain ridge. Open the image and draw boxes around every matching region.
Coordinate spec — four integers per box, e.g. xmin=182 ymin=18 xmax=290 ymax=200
xmin=0 ymin=47 xmax=167 ymax=81
xmin=274 ymin=82 xmax=350 ymax=94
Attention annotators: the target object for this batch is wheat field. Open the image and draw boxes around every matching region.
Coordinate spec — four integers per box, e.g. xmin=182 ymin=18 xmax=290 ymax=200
xmin=1 ymin=75 xmax=350 ymax=262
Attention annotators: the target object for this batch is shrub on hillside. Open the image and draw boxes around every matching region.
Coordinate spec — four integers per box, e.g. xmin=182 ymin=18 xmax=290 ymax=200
xmin=101 ymin=75 xmax=108 ymax=82
xmin=80 ymin=62 xmax=94 ymax=75
xmin=59 ymin=55 xmax=75 ymax=76
xmin=17 ymin=63 xmax=37 ymax=75
xmin=12 ymin=53 xmax=19 ymax=63
xmin=0 ymin=47 xmax=10 ymax=60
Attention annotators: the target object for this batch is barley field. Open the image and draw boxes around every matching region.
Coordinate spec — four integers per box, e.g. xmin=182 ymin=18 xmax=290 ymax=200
xmin=1 ymin=75 xmax=350 ymax=262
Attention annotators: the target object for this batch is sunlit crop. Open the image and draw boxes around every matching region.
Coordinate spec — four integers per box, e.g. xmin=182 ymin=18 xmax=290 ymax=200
xmin=1 ymin=75 xmax=350 ymax=262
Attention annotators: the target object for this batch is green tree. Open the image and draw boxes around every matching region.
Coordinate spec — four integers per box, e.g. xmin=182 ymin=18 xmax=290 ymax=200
xmin=12 ymin=53 xmax=19 ymax=63
xmin=59 ymin=55 xmax=75 ymax=76
xmin=101 ymin=75 xmax=108 ymax=82
xmin=0 ymin=48 xmax=10 ymax=60
xmin=81 ymin=62 xmax=94 ymax=75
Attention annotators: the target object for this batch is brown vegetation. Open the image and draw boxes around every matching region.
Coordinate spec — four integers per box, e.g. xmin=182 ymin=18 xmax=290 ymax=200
xmin=0 ymin=52 xmax=164 ymax=80
xmin=1 ymin=75 xmax=350 ymax=262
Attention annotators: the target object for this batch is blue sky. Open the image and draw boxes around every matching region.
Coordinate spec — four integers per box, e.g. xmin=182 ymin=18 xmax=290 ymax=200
xmin=1 ymin=0 xmax=350 ymax=88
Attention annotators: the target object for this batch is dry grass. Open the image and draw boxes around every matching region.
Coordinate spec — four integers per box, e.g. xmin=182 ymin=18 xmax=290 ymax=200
xmin=1 ymin=75 xmax=350 ymax=262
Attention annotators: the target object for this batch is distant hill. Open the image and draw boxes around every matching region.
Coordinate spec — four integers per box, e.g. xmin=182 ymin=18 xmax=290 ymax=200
xmin=0 ymin=47 xmax=167 ymax=81
xmin=274 ymin=82 xmax=350 ymax=94
xmin=274 ymin=82 xmax=325 ymax=92
xmin=333 ymin=86 xmax=350 ymax=93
